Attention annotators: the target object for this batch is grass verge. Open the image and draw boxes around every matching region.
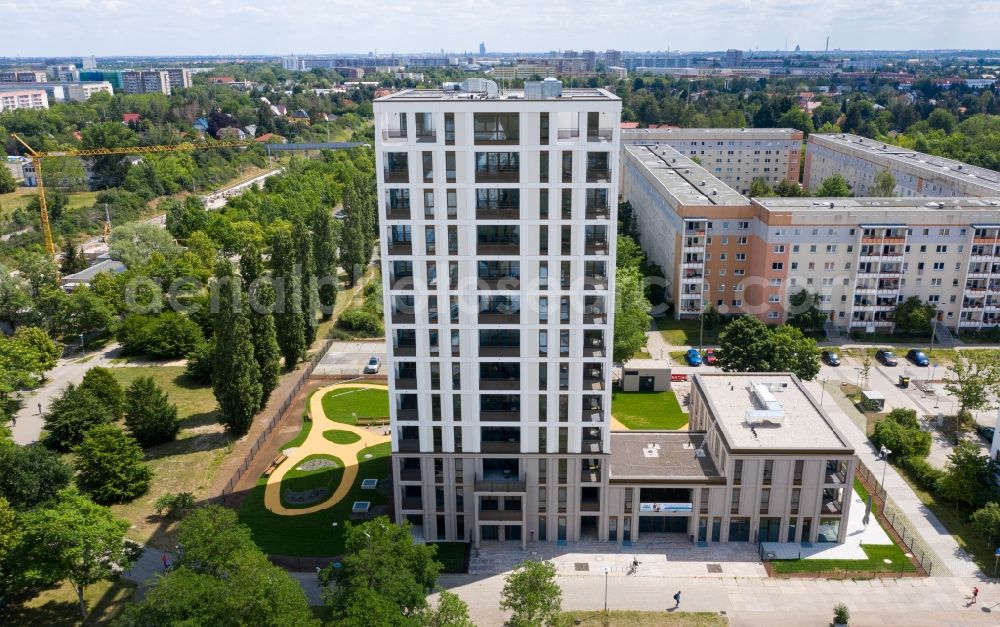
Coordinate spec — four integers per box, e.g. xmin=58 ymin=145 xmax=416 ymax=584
xmin=428 ymin=542 xmax=469 ymax=573
xmin=10 ymin=579 xmax=136 ymax=626
xmin=320 ymin=387 xmax=389 ymax=425
xmin=612 ymin=390 xmax=688 ymax=430
xmin=770 ymin=543 xmax=917 ymax=574
xmin=323 ymin=429 xmax=361 ymax=444
xmin=655 ymin=316 xmax=719 ymax=347
xmin=107 ymin=366 xmax=231 ymax=549
xmin=239 ymin=442 xmax=391 ymax=556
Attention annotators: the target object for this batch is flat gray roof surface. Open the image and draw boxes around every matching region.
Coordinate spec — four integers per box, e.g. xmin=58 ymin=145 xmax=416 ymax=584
xmin=609 ymin=432 xmax=722 ymax=480
xmin=624 ymin=144 xmax=748 ymax=206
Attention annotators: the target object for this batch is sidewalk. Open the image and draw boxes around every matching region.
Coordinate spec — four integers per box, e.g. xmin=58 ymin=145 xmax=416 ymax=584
xmin=801 ymin=376 xmax=980 ymax=577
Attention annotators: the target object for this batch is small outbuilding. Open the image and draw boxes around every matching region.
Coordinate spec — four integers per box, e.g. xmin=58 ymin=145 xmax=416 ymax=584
xmin=620 ymin=359 xmax=671 ymax=392
xmin=861 ymin=390 xmax=886 ymax=412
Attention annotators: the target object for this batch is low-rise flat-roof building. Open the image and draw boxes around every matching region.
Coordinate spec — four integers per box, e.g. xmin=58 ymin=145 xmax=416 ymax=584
xmin=805 ymin=133 xmax=1000 ymax=198
xmin=0 ymin=89 xmax=48 ymax=113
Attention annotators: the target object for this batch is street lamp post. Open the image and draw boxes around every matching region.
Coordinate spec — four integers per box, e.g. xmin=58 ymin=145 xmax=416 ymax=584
xmin=879 ymin=445 xmax=892 ymax=498
xmin=603 ymin=566 xmax=610 ymax=624
xmin=820 ymin=378 xmax=829 ymax=405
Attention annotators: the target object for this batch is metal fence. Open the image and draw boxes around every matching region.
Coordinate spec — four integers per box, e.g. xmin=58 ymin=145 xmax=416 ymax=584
xmin=856 ymin=462 xmax=945 ymax=576
xmin=217 ymin=340 xmax=334 ymax=498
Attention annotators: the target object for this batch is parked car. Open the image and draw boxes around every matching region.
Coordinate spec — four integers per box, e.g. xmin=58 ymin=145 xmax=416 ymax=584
xmin=876 ymin=350 xmax=898 ymax=366
xmin=976 ymin=424 xmax=995 ymax=442
xmin=685 ymin=348 xmax=702 ymax=366
xmin=364 ymin=356 xmax=381 ymax=374
xmin=703 ymin=348 xmax=717 ymax=365
xmin=907 ymin=349 xmax=930 ymax=367
xmin=821 ymin=350 xmax=841 ymax=366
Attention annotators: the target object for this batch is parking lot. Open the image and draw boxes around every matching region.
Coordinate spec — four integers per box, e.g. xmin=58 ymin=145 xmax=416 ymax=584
xmin=314 ymin=340 xmax=386 ymax=377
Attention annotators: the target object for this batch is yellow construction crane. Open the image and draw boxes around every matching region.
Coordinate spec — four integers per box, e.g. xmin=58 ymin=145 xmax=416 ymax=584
xmin=10 ymin=133 xmax=254 ymax=257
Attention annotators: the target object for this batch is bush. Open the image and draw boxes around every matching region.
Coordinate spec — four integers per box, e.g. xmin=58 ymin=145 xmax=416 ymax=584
xmin=834 ymin=603 xmax=850 ymax=625
xmin=79 ymin=366 xmax=125 ymax=419
xmin=43 ymin=384 xmax=114 ymax=450
xmin=872 ymin=412 xmax=932 ymax=459
xmin=124 ymin=376 xmax=180 ymax=447
xmin=900 ymin=455 xmax=945 ymax=491
xmin=154 ymin=492 xmax=195 ymax=519
xmin=185 ymin=338 xmax=215 ymax=385
xmin=336 ymin=309 xmax=383 ymax=337
xmin=117 ymin=314 xmax=156 ymax=356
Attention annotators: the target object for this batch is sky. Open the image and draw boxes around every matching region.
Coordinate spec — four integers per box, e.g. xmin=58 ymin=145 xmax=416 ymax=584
xmin=3 ymin=0 xmax=999 ymax=57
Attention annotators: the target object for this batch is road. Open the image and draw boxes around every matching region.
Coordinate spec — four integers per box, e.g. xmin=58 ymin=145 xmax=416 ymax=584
xmin=202 ymin=168 xmax=282 ymax=210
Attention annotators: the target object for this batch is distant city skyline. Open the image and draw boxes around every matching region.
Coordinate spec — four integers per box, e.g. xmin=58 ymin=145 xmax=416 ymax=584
xmin=3 ymin=0 xmax=998 ymax=58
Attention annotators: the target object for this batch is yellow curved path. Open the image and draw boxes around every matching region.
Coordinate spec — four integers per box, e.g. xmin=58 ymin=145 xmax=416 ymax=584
xmin=264 ymin=382 xmax=390 ymax=516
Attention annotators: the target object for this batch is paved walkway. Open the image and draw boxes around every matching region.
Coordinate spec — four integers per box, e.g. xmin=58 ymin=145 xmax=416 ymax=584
xmin=263 ymin=383 xmax=389 ymax=516
xmin=645 ymin=318 xmax=674 ymax=361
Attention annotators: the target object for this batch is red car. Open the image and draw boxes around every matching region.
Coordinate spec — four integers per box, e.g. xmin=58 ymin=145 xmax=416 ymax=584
xmin=703 ymin=349 xmax=717 ymax=365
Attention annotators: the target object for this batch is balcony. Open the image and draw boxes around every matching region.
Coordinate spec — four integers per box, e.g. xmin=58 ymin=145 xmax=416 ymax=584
xmin=580 ymin=499 xmax=602 ymax=511
xmin=583 ymin=309 xmax=607 ymax=324
xmin=381 ymin=129 xmax=407 ymax=142
xmin=399 ymin=468 xmax=421 ymax=482
xmin=475 ymin=476 xmax=527 ymax=493
xmin=476 ymin=206 xmax=520 ymax=220
xmin=394 ymin=343 xmax=417 ymax=357
xmin=384 ymin=168 xmax=408 ymax=184
xmin=557 ymin=128 xmax=580 ymax=141
xmin=586 ymin=168 xmax=612 ymax=183
xmin=585 ymin=240 xmax=609 ymax=255
xmin=478 ymin=509 xmax=523 ymax=521
xmin=396 ymin=408 xmax=419 ymax=421
xmin=477 ymin=241 xmax=520 ymax=255
xmin=401 ymin=497 xmax=423 ymax=510
xmin=481 ymin=440 xmax=521 ymax=453
xmin=388 ymin=241 xmax=413 ymax=256
xmin=395 ymin=376 xmax=418 ymax=390
xmin=397 ymin=438 xmax=420 ymax=453
xmin=585 ymin=275 xmax=608 ymax=290
xmin=391 ymin=310 xmax=415 ymax=324
xmin=585 ymin=204 xmax=610 ymax=220
xmin=587 ymin=128 xmax=614 ymax=142
xmin=582 ymin=409 xmax=605 ymax=422
xmin=476 ymin=168 xmax=519 ymax=183
xmin=583 ymin=343 xmax=606 ymax=358
xmin=583 ymin=375 xmax=605 ymax=391
xmin=479 ymin=409 xmax=521 ymax=422
xmin=479 ymin=310 xmax=520 ymax=324
xmin=386 ymin=206 xmax=411 ymax=220
xmin=479 ymin=345 xmax=520 ymax=357
xmin=479 ymin=377 xmax=520 ymax=391
xmin=390 ymin=274 xmax=414 ymax=290
xmin=479 ymin=276 xmax=520 ymax=290
xmin=415 ymin=129 xmax=437 ymax=143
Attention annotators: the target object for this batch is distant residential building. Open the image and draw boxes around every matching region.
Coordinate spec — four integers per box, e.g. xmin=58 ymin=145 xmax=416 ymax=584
xmin=965 ymin=78 xmax=997 ymax=89
xmin=606 ymin=67 xmax=627 ymax=80
xmin=79 ymin=70 xmax=123 ymax=89
xmin=65 ymin=81 xmax=114 ymax=101
xmin=121 ymin=70 xmax=172 ymax=95
xmin=209 ymin=76 xmax=235 ymax=84
xmin=47 ymin=64 xmax=79 ymax=82
xmin=82 ymin=55 xmax=97 ymax=70
xmin=0 ymin=88 xmax=49 ymax=113
xmin=582 ymin=50 xmax=597 ymax=71
xmin=395 ymin=72 xmax=425 ymax=82
xmin=407 ymin=56 xmax=452 ymax=68
xmin=4 ymin=156 xmax=28 ymax=180
xmin=282 ymin=56 xmax=299 ymax=70
xmin=333 ymin=66 xmax=365 ymax=79
xmin=0 ymin=71 xmax=48 ymax=83
xmin=479 ymin=42 xmax=486 ymax=56
xmin=163 ymin=68 xmax=192 ymax=91
xmin=725 ymin=49 xmax=743 ymax=68
xmin=604 ymin=49 xmax=622 ymax=68
xmin=216 ymin=127 xmax=247 ymax=140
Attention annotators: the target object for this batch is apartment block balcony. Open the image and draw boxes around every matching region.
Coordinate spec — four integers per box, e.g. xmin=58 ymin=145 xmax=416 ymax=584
xmin=399 ymin=468 xmax=421 ymax=482
xmin=587 ymin=128 xmax=614 ymax=142
xmin=474 ymin=475 xmax=527 ymax=493
xmin=586 ymin=167 xmax=612 ymax=183
xmin=415 ymin=129 xmax=437 ymax=143
xmin=396 ymin=408 xmax=419 ymax=421
xmin=386 ymin=206 xmax=411 ymax=220
xmin=383 ymin=167 xmax=409 ymax=184
xmin=582 ymin=409 xmax=605 ymax=422
xmin=478 ymin=310 xmax=520 ymax=324
xmin=397 ymin=438 xmax=420 ymax=453
xmin=391 ymin=310 xmax=415 ymax=324
xmin=585 ymin=239 xmax=609 ymax=256
xmin=479 ymin=409 xmax=521 ymax=422
xmin=584 ymin=275 xmax=608 ymax=290
xmin=557 ymin=128 xmax=580 ymax=141
xmin=580 ymin=499 xmax=602 ymax=511
xmin=585 ymin=204 xmax=610 ymax=220
xmin=476 ymin=206 xmax=520 ymax=220
xmin=478 ymin=509 xmax=523 ymax=521
xmin=479 ymin=377 xmax=520 ymax=391
xmin=973 ymin=236 xmax=998 ymax=245
xmin=401 ymin=497 xmax=423 ymax=510
xmin=582 ymin=375 xmax=605 ymax=391
xmin=475 ymin=168 xmax=519 ymax=183
xmin=479 ymin=345 xmax=520 ymax=358
xmin=387 ymin=241 xmax=413 ymax=256
xmin=582 ymin=310 xmax=607 ymax=324
xmin=395 ymin=376 xmax=418 ymax=390
xmin=394 ymin=342 xmax=417 ymax=357
xmin=381 ymin=129 xmax=407 ymax=142
xmin=582 ymin=343 xmax=606 ymax=358
xmin=389 ymin=274 xmax=414 ymax=290
xmin=477 ymin=241 xmax=520 ymax=255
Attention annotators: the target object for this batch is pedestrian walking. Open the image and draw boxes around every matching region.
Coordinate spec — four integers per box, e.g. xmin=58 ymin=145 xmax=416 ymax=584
xmin=162 ymin=552 xmax=170 ymax=571
xmin=973 ymin=587 xmax=979 ymax=604
xmin=673 ymin=591 xmax=681 ymax=608
xmin=37 ymin=403 xmax=42 ymax=415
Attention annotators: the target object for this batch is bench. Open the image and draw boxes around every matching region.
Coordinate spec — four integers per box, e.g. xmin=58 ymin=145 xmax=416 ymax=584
xmin=262 ymin=453 xmax=289 ymax=477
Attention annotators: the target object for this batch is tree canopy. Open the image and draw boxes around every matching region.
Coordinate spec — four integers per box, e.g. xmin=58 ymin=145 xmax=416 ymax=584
xmin=717 ymin=316 xmax=821 ymax=380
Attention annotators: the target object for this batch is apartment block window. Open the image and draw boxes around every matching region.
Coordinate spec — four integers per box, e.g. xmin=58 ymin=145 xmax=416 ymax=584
xmin=733 ymin=459 xmax=743 ymax=485
xmin=539 ymin=112 xmax=549 ymax=144
xmin=538 ymin=427 xmax=547 ymax=452
xmin=793 ymin=460 xmax=804 ymax=484
xmin=422 ymin=151 xmax=433 ymax=182
xmin=539 ymin=459 xmax=547 ymax=483
xmin=790 ymin=488 xmax=801 ymax=515
xmin=561 ymin=151 xmax=573 ymax=183
xmin=763 ymin=460 xmax=773 ymax=485
xmin=730 ymin=488 xmax=741 ymax=514
xmin=773 ymin=245 xmax=785 ymax=253
xmin=936 ymin=245 xmax=948 ymax=254
xmin=539 ymin=226 xmax=549 ymax=254
xmin=759 ymin=488 xmax=771 ymax=514
xmin=826 ymin=245 xmax=837 ymax=253
xmin=771 ymin=262 xmax=784 ymax=270
xmin=736 ymin=253 xmax=746 ymax=261
xmin=540 ymin=151 xmax=549 ymax=183
xmin=538 ymin=394 xmax=547 ymax=420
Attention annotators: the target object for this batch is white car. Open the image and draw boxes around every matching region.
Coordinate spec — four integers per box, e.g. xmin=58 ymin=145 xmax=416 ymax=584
xmin=364 ymin=356 xmax=381 ymax=374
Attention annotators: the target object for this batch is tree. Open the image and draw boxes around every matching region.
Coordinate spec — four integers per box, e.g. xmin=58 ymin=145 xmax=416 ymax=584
xmin=893 ymin=296 xmax=936 ymax=335
xmin=322 ymin=517 xmax=441 ymax=625
xmin=165 ymin=196 xmax=209 ymax=240
xmin=498 ymin=560 xmax=562 ymax=627
xmin=81 ymin=121 xmax=138 ymax=188
xmin=416 ymin=591 xmax=475 ymax=627
xmin=124 ymin=375 xmax=179 ymax=446
xmin=871 ymin=168 xmax=897 ymax=196
xmin=770 ymin=325 xmax=821 ymax=381
xmin=613 ymin=266 xmax=651 ymax=362
xmin=0 ymin=496 xmax=16 ymax=564
xmin=0 ymin=440 xmax=73 ymax=509
xmin=108 ymin=222 xmax=183 ymax=268
xmin=702 ymin=303 xmax=722 ymax=331
xmin=53 ymin=285 xmax=118 ymax=340
xmin=777 ymin=107 xmax=815 ymax=135
xmin=79 ymin=366 xmax=125 ymax=420
xmin=60 ymin=239 xmax=88 ymax=275
xmin=786 ymin=289 xmax=828 ymax=335
xmin=748 ymin=177 xmax=773 ymax=198
xmin=73 ymin=424 xmax=152 ymax=504
xmin=717 ymin=316 xmax=821 ymax=380
xmin=871 ymin=408 xmax=931 ymax=458
xmin=0 ymin=326 xmax=61 ymax=393
xmin=185 ymin=337 xmax=215 ymax=385
xmin=339 ymin=181 xmax=371 ymax=286
xmin=943 ymin=352 xmax=1000 ymax=417
xmin=241 ymin=242 xmax=281 ymax=401
xmin=773 ymin=178 xmax=807 ymax=197
xmin=616 ymin=234 xmax=644 ymax=270
xmin=971 ymin=502 xmax=1000 ymax=546
xmin=269 ymin=224 xmax=307 ymax=368
xmin=43 ymin=384 xmax=114 ymax=450
xmin=310 ymin=204 xmax=339 ymax=320
xmin=936 ymin=440 xmax=996 ymax=511
xmin=212 ymin=262 xmax=262 ymax=435
xmin=815 ymin=174 xmax=853 ymax=197
xmin=13 ymin=488 xmax=138 ymax=620
xmin=117 ymin=505 xmax=318 ymax=626
xmin=0 ymin=164 xmax=17 ymax=194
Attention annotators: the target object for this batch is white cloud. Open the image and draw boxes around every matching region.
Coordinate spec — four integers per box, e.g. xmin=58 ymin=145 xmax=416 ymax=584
xmin=3 ymin=0 xmax=997 ymax=56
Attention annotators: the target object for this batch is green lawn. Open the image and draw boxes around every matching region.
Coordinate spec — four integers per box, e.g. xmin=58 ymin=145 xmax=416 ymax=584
xmin=428 ymin=542 xmax=469 ymax=573
xmin=239 ymin=441 xmax=391 ymax=556
xmin=612 ymin=390 xmax=688 ymax=430
xmin=281 ymin=420 xmax=313 ymax=451
xmin=323 ymin=429 xmax=361 ymax=445
xmin=321 ymin=387 xmax=389 ymax=425
xmin=770 ymin=543 xmax=917 ymax=574
xmin=560 ymin=611 xmax=727 ymax=626
xmin=279 ymin=454 xmax=344 ymax=510
xmin=655 ymin=317 xmax=719 ymax=347
xmin=10 ymin=579 xmax=136 ymax=626
xmin=107 ymin=366 xmax=231 ymax=548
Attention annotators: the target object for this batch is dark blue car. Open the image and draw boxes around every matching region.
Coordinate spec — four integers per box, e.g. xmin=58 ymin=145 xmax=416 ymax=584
xmin=686 ymin=348 xmax=702 ymax=366
xmin=907 ymin=349 xmax=929 ymax=367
